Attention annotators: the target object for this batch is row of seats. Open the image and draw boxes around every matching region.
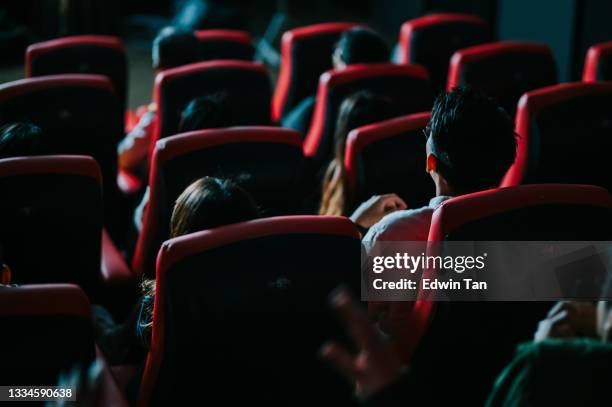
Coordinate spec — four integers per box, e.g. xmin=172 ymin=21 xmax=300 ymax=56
xmin=2 ymin=95 xmax=610 ymax=288
xmin=4 ymin=183 xmax=611 ymax=405
xmin=25 ymin=30 xmax=255 ymax=115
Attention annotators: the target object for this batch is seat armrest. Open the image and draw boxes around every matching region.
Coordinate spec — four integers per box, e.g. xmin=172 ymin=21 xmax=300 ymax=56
xmin=101 ymin=229 xmax=134 ymax=285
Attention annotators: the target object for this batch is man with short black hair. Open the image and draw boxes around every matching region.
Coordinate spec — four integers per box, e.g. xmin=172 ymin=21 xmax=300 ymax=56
xmin=352 ymin=86 xmax=517 ymax=241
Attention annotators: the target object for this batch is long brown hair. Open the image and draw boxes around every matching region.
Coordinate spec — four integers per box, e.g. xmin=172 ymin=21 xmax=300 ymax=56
xmin=319 ymin=91 xmax=395 ymax=216
xmin=141 ymin=176 xmax=259 ymax=337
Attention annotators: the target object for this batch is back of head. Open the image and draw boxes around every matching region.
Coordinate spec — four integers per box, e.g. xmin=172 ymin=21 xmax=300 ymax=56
xmin=333 ymin=90 xmax=395 ymax=158
xmin=178 ymin=93 xmax=232 ymax=133
xmin=0 ymin=122 xmax=42 ymax=159
xmin=170 ymin=176 xmax=259 ymax=237
xmin=428 ymin=86 xmax=517 ymax=195
xmin=153 ymin=26 xmax=199 ymax=70
xmin=335 ymin=27 xmax=389 ymax=66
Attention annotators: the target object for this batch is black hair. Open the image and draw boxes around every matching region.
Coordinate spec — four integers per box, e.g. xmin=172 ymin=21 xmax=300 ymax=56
xmin=428 ymin=86 xmax=517 ymax=194
xmin=335 ymin=27 xmax=389 ymax=66
xmin=0 ymin=122 xmax=42 ymax=159
xmin=153 ymin=26 xmax=198 ymax=70
xmin=178 ymin=93 xmax=232 ymax=133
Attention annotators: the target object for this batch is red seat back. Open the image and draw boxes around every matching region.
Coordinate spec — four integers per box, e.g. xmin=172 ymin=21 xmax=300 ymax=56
xmin=504 ymin=82 xmax=612 ymax=190
xmin=0 ymin=284 xmax=95 ymax=385
xmin=138 ymin=216 xmax=361 ymax=407
xmin=399 ymin=13 xmax=490 ymax=92
xmin=194 ymin=29 xmax=255 ymax=61
xmin=303 ymin=63 xmax=432 ymax=165
xmin=132 ymin=127 xmax=304 ymax=276
xmin=583 ymin=41 xmax=612 ymax=82
xmin=0 ymin=74 xmax=122 ymax=234
xmin=26 ymin=35 xmax=127 ymax=115
xmin=153 ymin=60 xmax=272 ymax=149
xmin=0 ymin=156 xmax=103 ymax=294
xmin=272 ymin=22 xmax=360 ymax=121
xmin=345 ymin=112 xmax=433 ymax=209
xmin=447 ymin=41 xmax=557 ymax=115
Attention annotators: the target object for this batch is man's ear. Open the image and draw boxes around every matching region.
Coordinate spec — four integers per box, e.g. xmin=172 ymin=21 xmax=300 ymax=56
xmin=426 ymin=154 xmax=437 ymax=173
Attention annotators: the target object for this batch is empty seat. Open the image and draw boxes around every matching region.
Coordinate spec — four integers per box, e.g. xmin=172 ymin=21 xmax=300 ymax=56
xmin=138 ymin=216 xmax=361 ymax=406
xmin=504 ymin=82 xmax=612 ymax=191
xmin=0 ymin=156 xmax=104 ymax=294
xmin=303 ymin=63 xmax=432 ymax=165
xmin=0 ymin=284 xmax=96 ymax=386
xmin=399 ymin=13 xmax=490 ymax=93
xmin=132 ymin=127 xmax=304 ymax=276
xmin=583 ymin=41 xmax=612 ymax=82
xmin=345 ymin=112 xmax=434 ymax=208
xmin=0 ymin=74 xmax=124 ymax=236
xmin=153 ymin=60 xmax=272 ymax=147
xmin=447 ymin=41 xmax=557 ymax=115
xmin=194 ymin=29 xmax=255 ymax=61
xmin=272 ymin=22 xmax=360 ymax=122
xmin=26 ymin=35 xmax=128 ymax=117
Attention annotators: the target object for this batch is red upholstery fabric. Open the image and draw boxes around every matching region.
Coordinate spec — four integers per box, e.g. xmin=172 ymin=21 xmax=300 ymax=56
xmin=503 ymin=82 xmax=612 ymax=188
xmin=25 ymin=35 xmax=127 ymax=114
xmin=0 ymin=284 xmax=91 ymax=317
xmin=583 ymin=41 xmax=612 ymax=82
xmin=138 ymin=215 xmax=360 ymax=407
xmin=447 ymin=41 xmax=557 ymax=115
xmin=429 ymin=184 xmax=612 ymax=240
xmin=344 ymin=112 xmax=432 ymax=207
xmin=303 ymin=63 xmax=432 ymax=163
xmin=399 ymin=13 xmax=490 ymax=92
xmin=132 ymin=127 xmax=304 ymax=276
xmin=151 ymin=60 xmax=272 ymax=153
xmin=272 ymin=22 xmax=360 ymax=121
xmin=194 ymin=29 xmax=255 ymax=61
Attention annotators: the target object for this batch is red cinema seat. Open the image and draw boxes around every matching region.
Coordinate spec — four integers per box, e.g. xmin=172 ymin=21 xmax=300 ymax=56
xmin=447 ymin=41 xmax=557 ymax=115
xmin=194 ymin=29 xmax=255 ymax=61
xmin=345 ymin=112 xmax=434 ymax=209
xmin=153 ymin=60 xmax=272 ymax=148
xmin=132 ymin=127 xmax=304 ymax=276
xmin=272 ymin=22 xmax=360 ymax=122
xmin=0 ymin=284 xmax=129 ymax=406
xmin=504 ymin=82 xmax=612 ymax=191
xmin=399 ymin=13 xmax=490 ymax=93
xmin=583 ymin=41 xmax=612 ymax=82
xmin=26 ymin=35 xmax=128 ymax=117
xmin=303 ymin=63 xmax=432 ymax=165
xmin=0 ymin=284 xmax=95 ymax=386
xmin=429 ymin=184 xmax=612 ymax=241
xmin=0 ymin=156 xmax=131 ymax=297
xmin=137 ymin=216 xmax=361 ymax=407
xmin=423 ymin=184 xmax=612 ymax=403
xmin=0 ymin=75 xmax=124 ymax=238
xmin=0 ymin=156 xmax=101 ymax=293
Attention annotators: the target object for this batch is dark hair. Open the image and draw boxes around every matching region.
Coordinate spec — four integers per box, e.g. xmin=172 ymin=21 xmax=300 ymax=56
xmin=428 ymin=86 xmax=517 ymax=195
xmin=320 ymin=91 xmax=395 ymax=216
xmin=152 ymin=26 xmax=198 ymax=70
xmin=170 ymin=176 xmax=259 ymax=237
xmin=335 ymin=27 xmax=389 ymax=66
xmin=0 ymin=123 xmax=42 ymax=159
xmin=141 ymin=176 xmax=260 ymax=342
xmin=178 ymin=93 xmax=232 ymax=133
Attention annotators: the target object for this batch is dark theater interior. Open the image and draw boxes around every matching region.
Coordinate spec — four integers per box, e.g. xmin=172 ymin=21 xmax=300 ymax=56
xmin=1 ymin=0 xmax=612 ymax=406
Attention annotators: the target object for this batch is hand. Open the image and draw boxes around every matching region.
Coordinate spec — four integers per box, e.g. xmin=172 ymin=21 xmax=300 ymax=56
xmin=350 ymin=194 xmax=407 ymax=229
xmin=534 ymin=301 xmax=597 ymax=342
xmin=320 ymin=288 xmax=404 ymax=398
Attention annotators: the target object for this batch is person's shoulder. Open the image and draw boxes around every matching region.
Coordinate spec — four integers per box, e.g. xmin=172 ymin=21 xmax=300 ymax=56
xmin=365 ymin=205 xmax=435 ymax=242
